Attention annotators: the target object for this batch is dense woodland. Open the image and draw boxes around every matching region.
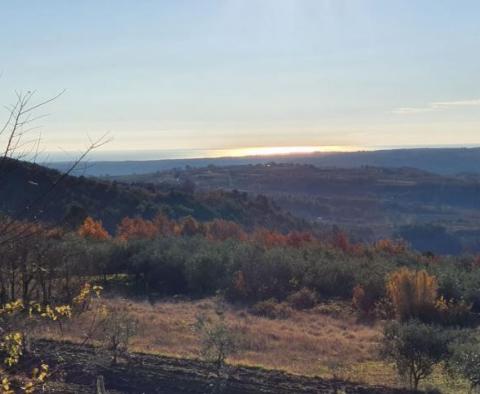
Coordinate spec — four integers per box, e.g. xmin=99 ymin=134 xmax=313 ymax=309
xmin=6 ymin=212 xmax=480 ymax=315
xmin=1 ymin=158 xmax=307 ymax=233
xmin=115 ymin=163 xmax=480 ymax=254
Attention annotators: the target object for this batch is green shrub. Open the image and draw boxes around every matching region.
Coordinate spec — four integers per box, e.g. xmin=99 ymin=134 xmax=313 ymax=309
xmin=195 ymin=308 xmax=239 ymax=374
xmin=434 ymin=297 xmax=474 ymax=327
xmin=250 ymin=299 xmax=291 ymax=319
xmin=286 ymin=288 xmax=317 ymax=310
xmin=447 ymin=339 xmax=480 ymax=392
xmin=380 ymin=320 xmax=453 ymax=390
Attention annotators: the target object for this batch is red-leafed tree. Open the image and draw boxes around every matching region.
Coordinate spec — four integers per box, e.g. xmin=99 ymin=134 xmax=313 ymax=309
xmin=374 ymin=239 xmax=407 ymax=255
xmin=251 ymin=228 xmax=287 ymax=248
xmin=116 ymin=217 xmax=158 ymax=241
xmin=153 ymin=214 xmax=176 ymax=237
xmin=332 ymin=231 xmax=350 ymax=253
xmin=285 ymin=231 xmax=314 ymax=248
xmin=78 ymin=217 xmax=110 ymax=240
xmin=205 ymin=219 xmax=247 ymax=241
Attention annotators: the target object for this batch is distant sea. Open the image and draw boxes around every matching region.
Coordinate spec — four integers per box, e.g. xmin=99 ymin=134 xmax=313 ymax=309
xmin=42 ymin=149 xmax=238 ymax=163
xmin=40 ymin=144 xmax=479 ymax=163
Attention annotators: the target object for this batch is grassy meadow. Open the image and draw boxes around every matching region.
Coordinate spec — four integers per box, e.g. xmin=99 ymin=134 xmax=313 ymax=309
xmin=37 ymin=296 xmax=470 ymax=393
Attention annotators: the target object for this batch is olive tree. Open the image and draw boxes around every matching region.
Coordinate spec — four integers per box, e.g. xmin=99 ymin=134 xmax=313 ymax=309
xmin=380 ymin=320 xmax=452 ymax=390
xmin=448 ymin=340 xmax=480 ymax=393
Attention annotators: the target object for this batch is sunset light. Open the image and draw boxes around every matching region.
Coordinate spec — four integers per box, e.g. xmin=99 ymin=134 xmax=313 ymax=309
xmin=2 ymin=2 xmax=479 ymax=391
xmin=227 ymin=145 xmax=360 ymax=157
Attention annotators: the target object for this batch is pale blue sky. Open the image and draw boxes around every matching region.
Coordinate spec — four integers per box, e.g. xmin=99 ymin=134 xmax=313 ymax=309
xmin=1 ymin=1 xmax=479 ymax=158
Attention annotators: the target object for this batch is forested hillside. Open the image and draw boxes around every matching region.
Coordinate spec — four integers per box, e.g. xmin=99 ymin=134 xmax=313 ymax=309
xmin=116 ymin=163 xmax=480 ymax=254
xmin=1 ymin=158 xmax=306 ymax=233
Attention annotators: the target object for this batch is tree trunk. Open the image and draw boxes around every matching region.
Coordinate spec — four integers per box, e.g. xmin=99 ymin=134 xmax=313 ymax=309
xmin=96 ymin=375 xmax=107 ymax=394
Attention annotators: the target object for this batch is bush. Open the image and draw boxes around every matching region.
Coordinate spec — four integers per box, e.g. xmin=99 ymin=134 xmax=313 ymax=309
xmin=352 ymin=284 xmax=376 ymax=317
xmin=380 ymin=320 xmax=452 ymax=390
xmin=185 ymin=252 xmax=229 ymax=296
xmin=386 ymin=268 xmax=438 ymax=322
xmin=316 ymin=301 xmax=353 ymax=319
xmin=231 ymin=247 xmax=300 ymax=302
xmin=372 ymin=297 xmax=395 ymax=320
xmin=434 ymin=297 xmax=473 ymax=327
xmin=303 ymin=254 xmax=356 ymax=298
xmin=250 ymin=299 xmax=291 ymax=319
xmin=195 ymin=307 xmax=239 ymax=374
xmin=447 ymin=339 xmax=480 ymax=392
xmin=287 ymin=288 xmax=317 ymax=310
xmin=99 ymin=305 xmax=138 ymax=365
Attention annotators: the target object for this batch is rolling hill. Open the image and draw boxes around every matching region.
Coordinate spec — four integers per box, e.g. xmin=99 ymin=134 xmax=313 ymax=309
xmin=0 ymin=158 xmax=307 ymax=233
xmin=47 ymin=147 xmax=480 ymax=177
xmin=114 ymin=163 xmax=480 ymax=254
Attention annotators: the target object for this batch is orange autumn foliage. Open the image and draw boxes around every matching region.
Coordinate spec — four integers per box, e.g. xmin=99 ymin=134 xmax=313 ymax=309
xmin=352 ymin=285 xmax=366 ymax=308
xmin=285 ymin=231 xmax=314 ymax=248
xmin=110 ymin=214 xmax=412 ymax=262
xmin=374 ymin=239 xmax=407 ymax=255
xmin=386 ymin=267 xmax=438 ymax=321
xmin=152 ymin=214 xmax=177 ymax=237
xmin=332 ymin=231 xmax=350 ymax=252
xmin=179 ymin=216 xmax=203 ymax=237
xmin=116 ymin=217 xmax=158 ymax=241
xmin=205 ymin=219 xmax=247 ymax=241
xmin=251 ymin=228 xmax=288 ymax=248
xmin=78 ymin=217 xmax=110 ymax=240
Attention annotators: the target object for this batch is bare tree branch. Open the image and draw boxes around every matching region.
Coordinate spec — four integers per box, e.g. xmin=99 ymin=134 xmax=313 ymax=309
xmin=0 ymin=88 xmax=110 ymax=246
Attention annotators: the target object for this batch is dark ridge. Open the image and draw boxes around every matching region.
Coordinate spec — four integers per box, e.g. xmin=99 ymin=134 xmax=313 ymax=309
xmin=0 ymin=158 xmax=308 ymax=233
xmin=47 ymin=147 xmax=480 ymax=177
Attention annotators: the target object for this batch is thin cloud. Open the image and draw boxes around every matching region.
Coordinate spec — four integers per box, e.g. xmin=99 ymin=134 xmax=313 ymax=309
xmin=432 ymin=99 xmax=480 ymax=108
xmin=393 ymin=99 xmax=480 ymax=115
xmin=392 ymin=107 xmax=436 ymax=115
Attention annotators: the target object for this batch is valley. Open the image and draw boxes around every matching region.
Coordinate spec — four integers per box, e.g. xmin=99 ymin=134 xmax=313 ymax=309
xmin=110 ymin=163 xmax=480 ymax=254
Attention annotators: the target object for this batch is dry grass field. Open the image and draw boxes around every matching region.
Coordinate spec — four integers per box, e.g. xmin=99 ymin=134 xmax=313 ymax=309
xmin=37 ymin=297 xmax=467 ymax=392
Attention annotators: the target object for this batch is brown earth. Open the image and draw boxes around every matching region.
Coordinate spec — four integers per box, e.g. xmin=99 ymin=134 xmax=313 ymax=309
xmin=36 ymin=340 xmax=413 ymax=394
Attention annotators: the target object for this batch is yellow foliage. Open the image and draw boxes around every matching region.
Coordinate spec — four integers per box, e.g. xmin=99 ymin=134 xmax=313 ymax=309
xmin=434 ymin=296 xmax=448 ymax=312
xmin=1 ymin=332 xmax=23 ymax=367
xmin=73 ymin=283 xmax=102 ymax=305
xmin=54 ymin=305 xmax=72 ymax=319
xmin=32 ymin=364 xmax=49 ymax=384
xmin=434 ymin=296 xmax=472 ymax=325
xmin=386 ymin=267 xmax=438 ymax=321
xmin=0 ymin=283 xmax=100 ymax=393
xmin=0 ymin=300 xmax=24 ymax=315
xmin=2 ymin=377 xmax=14 ymax=394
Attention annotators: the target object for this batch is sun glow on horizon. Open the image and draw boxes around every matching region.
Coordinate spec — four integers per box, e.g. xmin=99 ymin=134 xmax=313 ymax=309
xmin=226 ymin=145 xmax=361 ymax=157
xmin=43 ymin=145 xmax=371 ymax=162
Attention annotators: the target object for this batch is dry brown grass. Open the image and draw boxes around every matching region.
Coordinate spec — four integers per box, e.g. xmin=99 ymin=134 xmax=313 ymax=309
xmin=35 ymin=297 xmax=467 ymax=392
xmin=37 ymin=297 xmax=386 ymax=379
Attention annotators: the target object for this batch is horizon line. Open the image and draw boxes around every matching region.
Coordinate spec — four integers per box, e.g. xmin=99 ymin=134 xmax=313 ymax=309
xmin=38 ymin=144 xmax=480 ymax=163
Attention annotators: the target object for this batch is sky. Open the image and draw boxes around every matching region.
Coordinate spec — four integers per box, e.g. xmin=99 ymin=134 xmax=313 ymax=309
xmin=0 ymin=1 xmax=479 ymax=160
